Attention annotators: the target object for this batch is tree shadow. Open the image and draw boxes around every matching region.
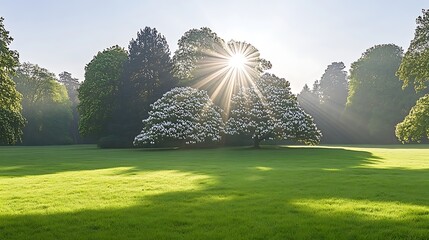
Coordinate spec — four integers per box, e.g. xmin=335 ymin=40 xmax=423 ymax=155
xmin=0 ymin=145 xmax=381 ymax=177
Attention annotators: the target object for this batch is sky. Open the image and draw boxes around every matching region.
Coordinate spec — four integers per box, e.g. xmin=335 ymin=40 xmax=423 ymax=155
xmin=1 ymin=0 xmax=427 ymax=93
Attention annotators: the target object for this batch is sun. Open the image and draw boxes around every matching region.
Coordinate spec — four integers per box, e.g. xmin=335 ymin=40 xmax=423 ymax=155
xmin=228 ymin=53 xmax=248 ymax=70
xmin=192 ymin=41 xmax=262 ymax=116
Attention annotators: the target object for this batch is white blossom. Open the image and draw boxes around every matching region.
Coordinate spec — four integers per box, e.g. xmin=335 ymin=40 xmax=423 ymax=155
xmin=134 ymin=87 xmax=224 ymax=147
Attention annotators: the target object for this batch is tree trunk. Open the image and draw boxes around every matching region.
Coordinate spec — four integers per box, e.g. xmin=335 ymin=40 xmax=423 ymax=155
xmin=253 ymin=138 xmax=260 ymax=149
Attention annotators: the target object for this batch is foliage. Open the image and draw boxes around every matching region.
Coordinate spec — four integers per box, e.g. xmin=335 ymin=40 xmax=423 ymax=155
xmin=0 ymin=17 xmax=25 ymax=145
xmin=118 ymin=27 xmax=178 ymax=145
xmin=134 ymin=87 xmax=223 ymax=147
xmin=319 ymin=62 xmax=348 ymax=107
xmin=2 ymin=145 xmax=429 ymax=239
xmin=345 ymin=44 xmax=418 ymax=143
xmin=226 ymin=73 xmax=321 ymax=147
xmin=297 ymin=84 xmax=319 ymax=116
xmin=396 ymin=94 xmax=429 ymax=142
xmin=395 ymin=9 xmax=429 ymax=143
xmin=58 ymin=71 xmax=79 ymax=105
xmin=172 ymin=27 xmax=223 ymax=83
xmin=396 ymin=9 xmax=429 ymax=92
xmin=78 ymin=46 xmax=127 ymax=139
xmin=297 ymin=62 xmax=348 ymax=143
xmin=58 ymin=71 xmax=80 ymax=143
xmin=13 ymin=62 xmax=72 ymax=145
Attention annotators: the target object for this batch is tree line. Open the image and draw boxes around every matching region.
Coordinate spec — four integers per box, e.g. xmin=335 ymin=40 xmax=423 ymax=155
xmin=1 ymin=9 xmax=429 ymax=147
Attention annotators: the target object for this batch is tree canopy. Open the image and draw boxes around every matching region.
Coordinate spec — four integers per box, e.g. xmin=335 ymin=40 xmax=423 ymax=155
xmin=118 ymin=27 xmax=178 ymax=143
xmin=172 ymin=27 xmax=223 ymax=83
xmin=58 ymin=71 xmax=80 ymax=143
xmin=319 ymin=62 xmax=348 ymax=108
xmin=396 ymin=9 xmax=429 ymax=92
xmin=396 ymin=94 xmax=429 ymax=143
xmin=78 ymin=46 xmax=127 ymax=139
xmin=14 ymin=63 xmax=72 ymax=145
xmin=345 ymin=44 xmax=418 ymax=143
xmin=0 ymin=17 xmax=25 ymax=145
xmin=297 ymin=62 xmax=348 ymax=143
xmin=395 ymin=9 xmax=429 ymax=143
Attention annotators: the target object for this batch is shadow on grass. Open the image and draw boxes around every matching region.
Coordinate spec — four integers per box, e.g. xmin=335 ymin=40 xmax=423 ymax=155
xmin=0 ymin=145 xmax=380 ymax=177
xmin=1 ymin=145 xmax=429 ymax=239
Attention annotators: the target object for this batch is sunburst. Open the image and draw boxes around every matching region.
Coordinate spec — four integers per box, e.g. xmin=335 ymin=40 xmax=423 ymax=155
xmin=192 ymin=41 xmax=262 ymax=116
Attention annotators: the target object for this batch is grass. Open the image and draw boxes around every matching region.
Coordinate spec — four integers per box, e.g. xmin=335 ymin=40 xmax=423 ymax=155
xmin=0 ymin=145 xmax=428 ymax=239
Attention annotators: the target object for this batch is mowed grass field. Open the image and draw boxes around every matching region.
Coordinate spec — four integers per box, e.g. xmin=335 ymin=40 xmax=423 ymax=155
xmin=1 ymin=145 xmax=429 ymax=239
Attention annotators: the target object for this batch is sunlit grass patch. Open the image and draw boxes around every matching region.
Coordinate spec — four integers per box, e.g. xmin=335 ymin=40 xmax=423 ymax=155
xmin=292 ymin=198 xmax=429 ymax=220
xmin=0 ymin=168 xmax=213 ymax=216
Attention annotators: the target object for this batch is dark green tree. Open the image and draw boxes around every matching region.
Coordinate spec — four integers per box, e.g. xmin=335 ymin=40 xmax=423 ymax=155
xmin=297 ymin=62 xmax=349 ymax=143
xmin=396 ymin=95 xmax=429 ymax=142
xmin=396 ymin=9 xmax=429 ymax=142
xmin=14 ymin=63 xmax=72 ymax=145
xmin=58 ymin=71 xmax=80 ymax=143
xmin=297 ymin=84 xmax=321 ymax=125
xmin=397 ymin=9 xmax=429 ymax=92
xmin=78 ymin=46 xmax=127 ymax=139
xmin=297 ymin=84 xmax=318 ymax=111
xmin=345 ymin=44 xmax=418 ymax=143
xmin=319 ymin=62 xmax=348 ymax=108
xmin=118 ymin=27 xmax=177 ymax=145
xmin=0 ymin=17 xmax=25 ymax=145
xmin=309 ymin=62 xmax=348 ymax=143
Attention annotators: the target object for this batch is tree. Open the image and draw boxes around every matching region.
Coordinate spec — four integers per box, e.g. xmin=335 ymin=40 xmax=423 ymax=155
xmin=298 ymin=62 xmax=349 ymax=143
xmin=319 ymin=62 xmax=348 ymax=108
xmin=395 ymin=9 xmax=429 ymax=142
xmin=345 ymin=44 xmax=418 ymax=143
xmin=14 ymin=63 xmax=72 ymax=145
xmin=396 ymin=95 xmax=429 ymax=143
xmin=297 ymin=84 xmax=322 ymax=133
xmin=173 ymin=27 xmax=223 ymax=83
xmin=0 ymin=17 xmax=25 ymax=145
xmin=78 ymin=46 xmax=127 ymax=139
xmin=58 ymin=72 xmax=79 ymax=106
xmin=226 ymin=73 xmax=321 ymax=148
xmin=397 ymin=9 xmax=429 ymax=92
xmin=58 ymin=71 xmax=80 ymax=143
xmin=119 ymin=27 xmax=177 ymax=144
xmin=134 ymin=87 xmax=223 ymax=147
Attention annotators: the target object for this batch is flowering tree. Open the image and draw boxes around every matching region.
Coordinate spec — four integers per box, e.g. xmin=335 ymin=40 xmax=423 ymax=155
xmin=226 ymin=73 xmax=321 ymax=148
xmin=134 ymin=87 xmax=223 ymax=147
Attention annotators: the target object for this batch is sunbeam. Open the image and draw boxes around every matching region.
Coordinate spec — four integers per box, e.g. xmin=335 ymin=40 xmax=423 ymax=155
xmin=192 ymin=41 xmax=263 ymax=116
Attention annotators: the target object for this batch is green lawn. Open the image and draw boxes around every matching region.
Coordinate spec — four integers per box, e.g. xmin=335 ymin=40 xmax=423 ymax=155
xmin=1 ymin=145 xmax=428 ymax=239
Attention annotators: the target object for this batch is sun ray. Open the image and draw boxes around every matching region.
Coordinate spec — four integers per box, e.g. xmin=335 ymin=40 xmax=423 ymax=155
xmin=191 ymin=40 xmax=265 ymax=117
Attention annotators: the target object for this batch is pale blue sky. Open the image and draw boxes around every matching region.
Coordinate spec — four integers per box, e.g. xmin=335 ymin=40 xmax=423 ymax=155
xmin=1 ymin=0 xmax=426 ymax=92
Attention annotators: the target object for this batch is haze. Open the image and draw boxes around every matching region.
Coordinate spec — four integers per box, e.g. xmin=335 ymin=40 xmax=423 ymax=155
xmin=1 ymin=0 xmax=426 ymax=92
